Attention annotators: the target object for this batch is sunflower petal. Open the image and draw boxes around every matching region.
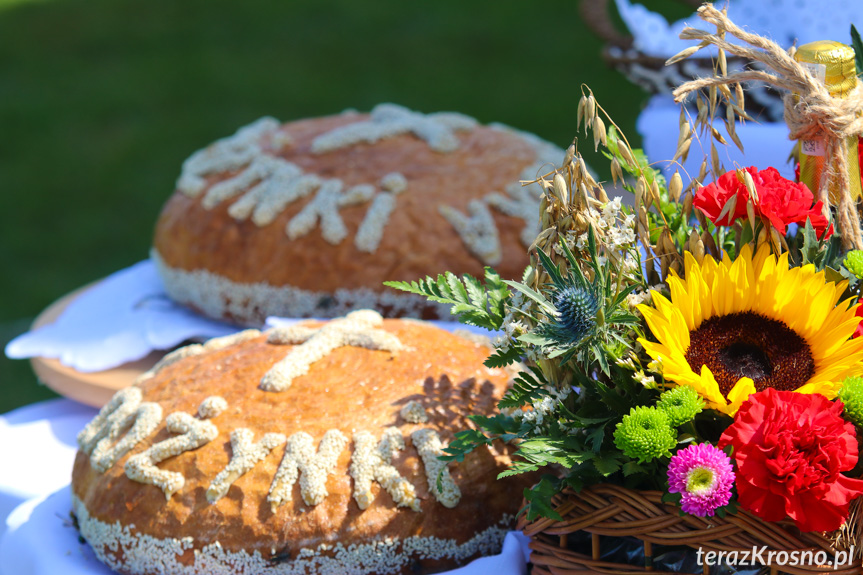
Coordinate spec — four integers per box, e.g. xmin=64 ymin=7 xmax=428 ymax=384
xmin=726 ymin=377 xmax=756 ymax=415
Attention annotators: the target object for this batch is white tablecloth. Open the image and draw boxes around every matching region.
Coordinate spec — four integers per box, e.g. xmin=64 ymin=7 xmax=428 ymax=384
xmin=0 ymin=399 xmax=96 ymax=542
xmin=5 ymin=260 xmax=238 ymax=372
xmin=0 ymin=399 xmax=530 ymax=574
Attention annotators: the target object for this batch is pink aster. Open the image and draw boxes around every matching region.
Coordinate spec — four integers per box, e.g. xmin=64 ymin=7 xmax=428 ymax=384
xmin=667 ymin=443 xmax=734 ymax=517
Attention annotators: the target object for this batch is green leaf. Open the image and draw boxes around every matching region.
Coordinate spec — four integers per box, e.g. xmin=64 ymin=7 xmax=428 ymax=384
xmin=852 ymin=25 xmax=863 ymax=78
xmin=384 ymin=269 xmax=509 ymax=331
xmin=661 ymin=491 xmax=682 ymax=504
xmin=593 ymin=456 xmax=621 ymax=476
xmin=484 ymin=345 xmax=523 ymax=368
xmin=503 ymin=280 xmax=556 ymax=315
xmin=440 ymin=429 xmax=490 ymax=462
xmin=517 ymin=331 xmax=556 ymax=347
xmin=470 ymin=413 xmax=521 ymax=437
xmin=800 ymin=218 xmax=820 ymax=266
xmin=593 ymin=379 xmax=630 ymax=415
xmin=585 ymin=425 xmax=606 ymax=453
xmin=535 ymin=248 xmax=566 ymax=290
xmin=523 ymin=477 xmax=563 ymax=521
xmin=445 ymin=272 xmax=469 ymax=304
xmin=622 ymin=461 xmax=645 ymax=477
xmin=592 ymin=342 xmax=610 ymax=376
xmin=498 ymin=369 xmax=548 ymax=409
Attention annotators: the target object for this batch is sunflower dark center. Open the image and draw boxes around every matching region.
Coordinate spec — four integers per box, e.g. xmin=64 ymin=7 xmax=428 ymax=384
xmin=685 ymin=311 xmax=814 ymax=395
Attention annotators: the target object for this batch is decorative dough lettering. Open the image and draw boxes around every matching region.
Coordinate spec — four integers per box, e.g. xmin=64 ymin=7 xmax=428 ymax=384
xmin=260 ymin=310 xmax=403 ymax=392
xmin=411 ymin=429 xmax=461 ymax=508
xmin=77 ymin=387 xmax=163 ymax=474
xmin=439 ymin=200 xmax=502 ymax=265
xmin=350 ymin=428 xmax=421 ymax=512
xmin=268 ymin=429 xmax=349 ymax=510
xmin=206 ymin=428 xmax=286 ymax=503
xmin=311 ymin=103 xmax=477 ymax=154
xmin=125 ymin=408 xmax=219 ymax=499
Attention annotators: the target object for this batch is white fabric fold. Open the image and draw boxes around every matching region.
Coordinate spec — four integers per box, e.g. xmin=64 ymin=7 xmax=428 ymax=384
xmin=5 ymin=260 xmax=238 ymax=372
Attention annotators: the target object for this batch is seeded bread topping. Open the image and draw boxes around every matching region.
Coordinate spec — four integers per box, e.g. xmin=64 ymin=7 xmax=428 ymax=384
xmin=71 ymin=315 xmax=533 ymax=575
xmin=154 ymin=104 xmax=563 ymax=324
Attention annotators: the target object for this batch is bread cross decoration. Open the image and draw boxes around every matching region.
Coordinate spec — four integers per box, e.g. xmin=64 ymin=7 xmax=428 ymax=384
xmin=260 ymin=310 xmax=404 ymax=392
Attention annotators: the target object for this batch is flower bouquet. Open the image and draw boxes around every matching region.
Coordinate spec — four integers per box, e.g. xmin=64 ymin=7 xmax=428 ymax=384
xmin=388 ymin=5 xmax=863 ymax=575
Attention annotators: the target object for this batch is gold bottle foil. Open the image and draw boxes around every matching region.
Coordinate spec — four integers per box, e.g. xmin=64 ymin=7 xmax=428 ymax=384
xmin=794 ymin=40 xmax=862 ymax=203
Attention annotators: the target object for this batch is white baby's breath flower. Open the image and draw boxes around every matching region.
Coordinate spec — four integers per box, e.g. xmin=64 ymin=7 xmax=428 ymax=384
xmin=521 ymin=409 xmax=541 ymax=425
xmin=625 ymin=290 xmax=651 ymax=308
xmin=511 ymin=291 xmax=525 ymax=308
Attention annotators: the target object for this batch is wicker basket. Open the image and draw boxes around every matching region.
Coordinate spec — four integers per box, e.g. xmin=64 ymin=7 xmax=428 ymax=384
xmin=517 ymin=484 xmax=862 ymax=575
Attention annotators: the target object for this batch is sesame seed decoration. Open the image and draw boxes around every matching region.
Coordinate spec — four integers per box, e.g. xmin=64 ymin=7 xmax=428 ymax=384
xmin=310 ymin=103 xmax=477 ymax=154
xmin=354 ymin=192 xmax=397 ymax=253
xmin=77 ymin=387 xmax=164 ymax=474
xmin=203 ymin=329 xmax=263 ymax=350
xmin=206 ymin=428 xmax=287 ymax=503
xmin=260 ymin=310 xmax=404 ymax=393
xmin=197 ymin=396 xmax=228 ymax=419
xmin=411 ymin=429 xmax=461 ymax=508
xmin=137 ymin=330 xmax=262 ymax=385
xmin=78 ymin=386 xmax=143 ymax=454
xmin=70 ymin=316 xmax=525 ymax=573
xmin=399 ymin=400 xmax=428 ymax=424
xmin=202 ymin=155 xmax=287 ymax=209
xmin=152 ymin=248 xmax=450 ymax=322
xmin=685 ymin=311 xmax=815 ymax=395
xmin=137 ymin=344 xmax=204 ymax=384
xmin=439 ymin=200 xmax=502 ymax=265
xmin=350 ymin=427 xmax=421 ymax=512
xmin=124 ymin=406 xmax=219 ymax=500
xmin=380 ymin=172 xmax=408 ymax=194
xmin=284 ymin=178 xmax=390 ymax=245
xmin=177 ymin=117 xmax=282 ymax=198
xmin=72 ymin=493 xmax=512 ymax=575
xmin=171 ymin=108 xmax=563 ymax=278
xmin=267 ymin=429 xmax=349 ymax=510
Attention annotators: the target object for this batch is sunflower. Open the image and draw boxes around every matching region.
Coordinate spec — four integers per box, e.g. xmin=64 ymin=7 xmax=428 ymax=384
xmin=638 ymin=244 xmax=863 ymax=415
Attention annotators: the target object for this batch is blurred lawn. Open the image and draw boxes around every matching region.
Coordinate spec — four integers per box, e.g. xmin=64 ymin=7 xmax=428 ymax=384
xmin=0 ymin=0 xmax=693 ymax=414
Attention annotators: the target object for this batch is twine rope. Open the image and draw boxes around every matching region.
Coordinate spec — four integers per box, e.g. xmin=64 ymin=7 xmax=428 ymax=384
xmin=672 ymin=4 xmax=863 ymax=250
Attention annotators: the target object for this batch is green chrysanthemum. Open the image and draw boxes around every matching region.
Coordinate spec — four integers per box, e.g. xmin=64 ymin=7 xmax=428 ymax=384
xmin=844 ymin=251 xmax=863 ymax=280
xmin=613 ymin=406 xmax=676 ymax=463
xmin=839 ymin=376 xmax=863 ymax=427
xmin=656 ymin=385 xmax=705 ymax=427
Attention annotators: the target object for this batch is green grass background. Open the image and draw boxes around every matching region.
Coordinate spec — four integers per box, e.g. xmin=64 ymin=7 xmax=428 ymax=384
xmin=0 ymin=0 xmax=693 ymax=414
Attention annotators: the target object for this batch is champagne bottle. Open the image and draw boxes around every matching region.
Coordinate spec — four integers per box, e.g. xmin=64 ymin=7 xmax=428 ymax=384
xmin=793 ymin=40 xmax=862 ymax=203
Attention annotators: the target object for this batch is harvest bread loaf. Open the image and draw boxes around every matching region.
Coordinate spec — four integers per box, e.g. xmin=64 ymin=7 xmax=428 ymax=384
xmin=152 ymin=103 xmax=563 ymax=324
xmin=71 ymin=310 xmax=528 ymax=575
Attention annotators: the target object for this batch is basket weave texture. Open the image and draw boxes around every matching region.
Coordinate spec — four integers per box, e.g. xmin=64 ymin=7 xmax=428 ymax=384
xmin=517 ymin=484 xmax=862 ymax=575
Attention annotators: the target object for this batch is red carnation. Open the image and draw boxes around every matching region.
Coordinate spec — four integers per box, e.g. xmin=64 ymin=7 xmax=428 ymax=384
xmin=694 ymin=166 xmax=832 ymax=239
xmin=719 ymin=388 xmax=863 ymax=532
xmin=858 ymin=138 xmax=863 ymax=185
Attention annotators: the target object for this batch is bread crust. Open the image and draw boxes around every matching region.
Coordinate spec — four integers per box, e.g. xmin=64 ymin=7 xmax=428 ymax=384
xmin=71 ymin=318 xmax=529 ymax=575
xmin=153 ymin=107 xmax=560 ymax=323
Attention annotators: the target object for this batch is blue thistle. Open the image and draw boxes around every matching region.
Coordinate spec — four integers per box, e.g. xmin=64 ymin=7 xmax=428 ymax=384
xmin=553 ymin=286 xmax=599 ymax=345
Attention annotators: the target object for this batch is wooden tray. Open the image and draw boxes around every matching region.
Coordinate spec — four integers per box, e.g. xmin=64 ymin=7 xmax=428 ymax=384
xmin=28 ymin=283 xmax=165 ymax=408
